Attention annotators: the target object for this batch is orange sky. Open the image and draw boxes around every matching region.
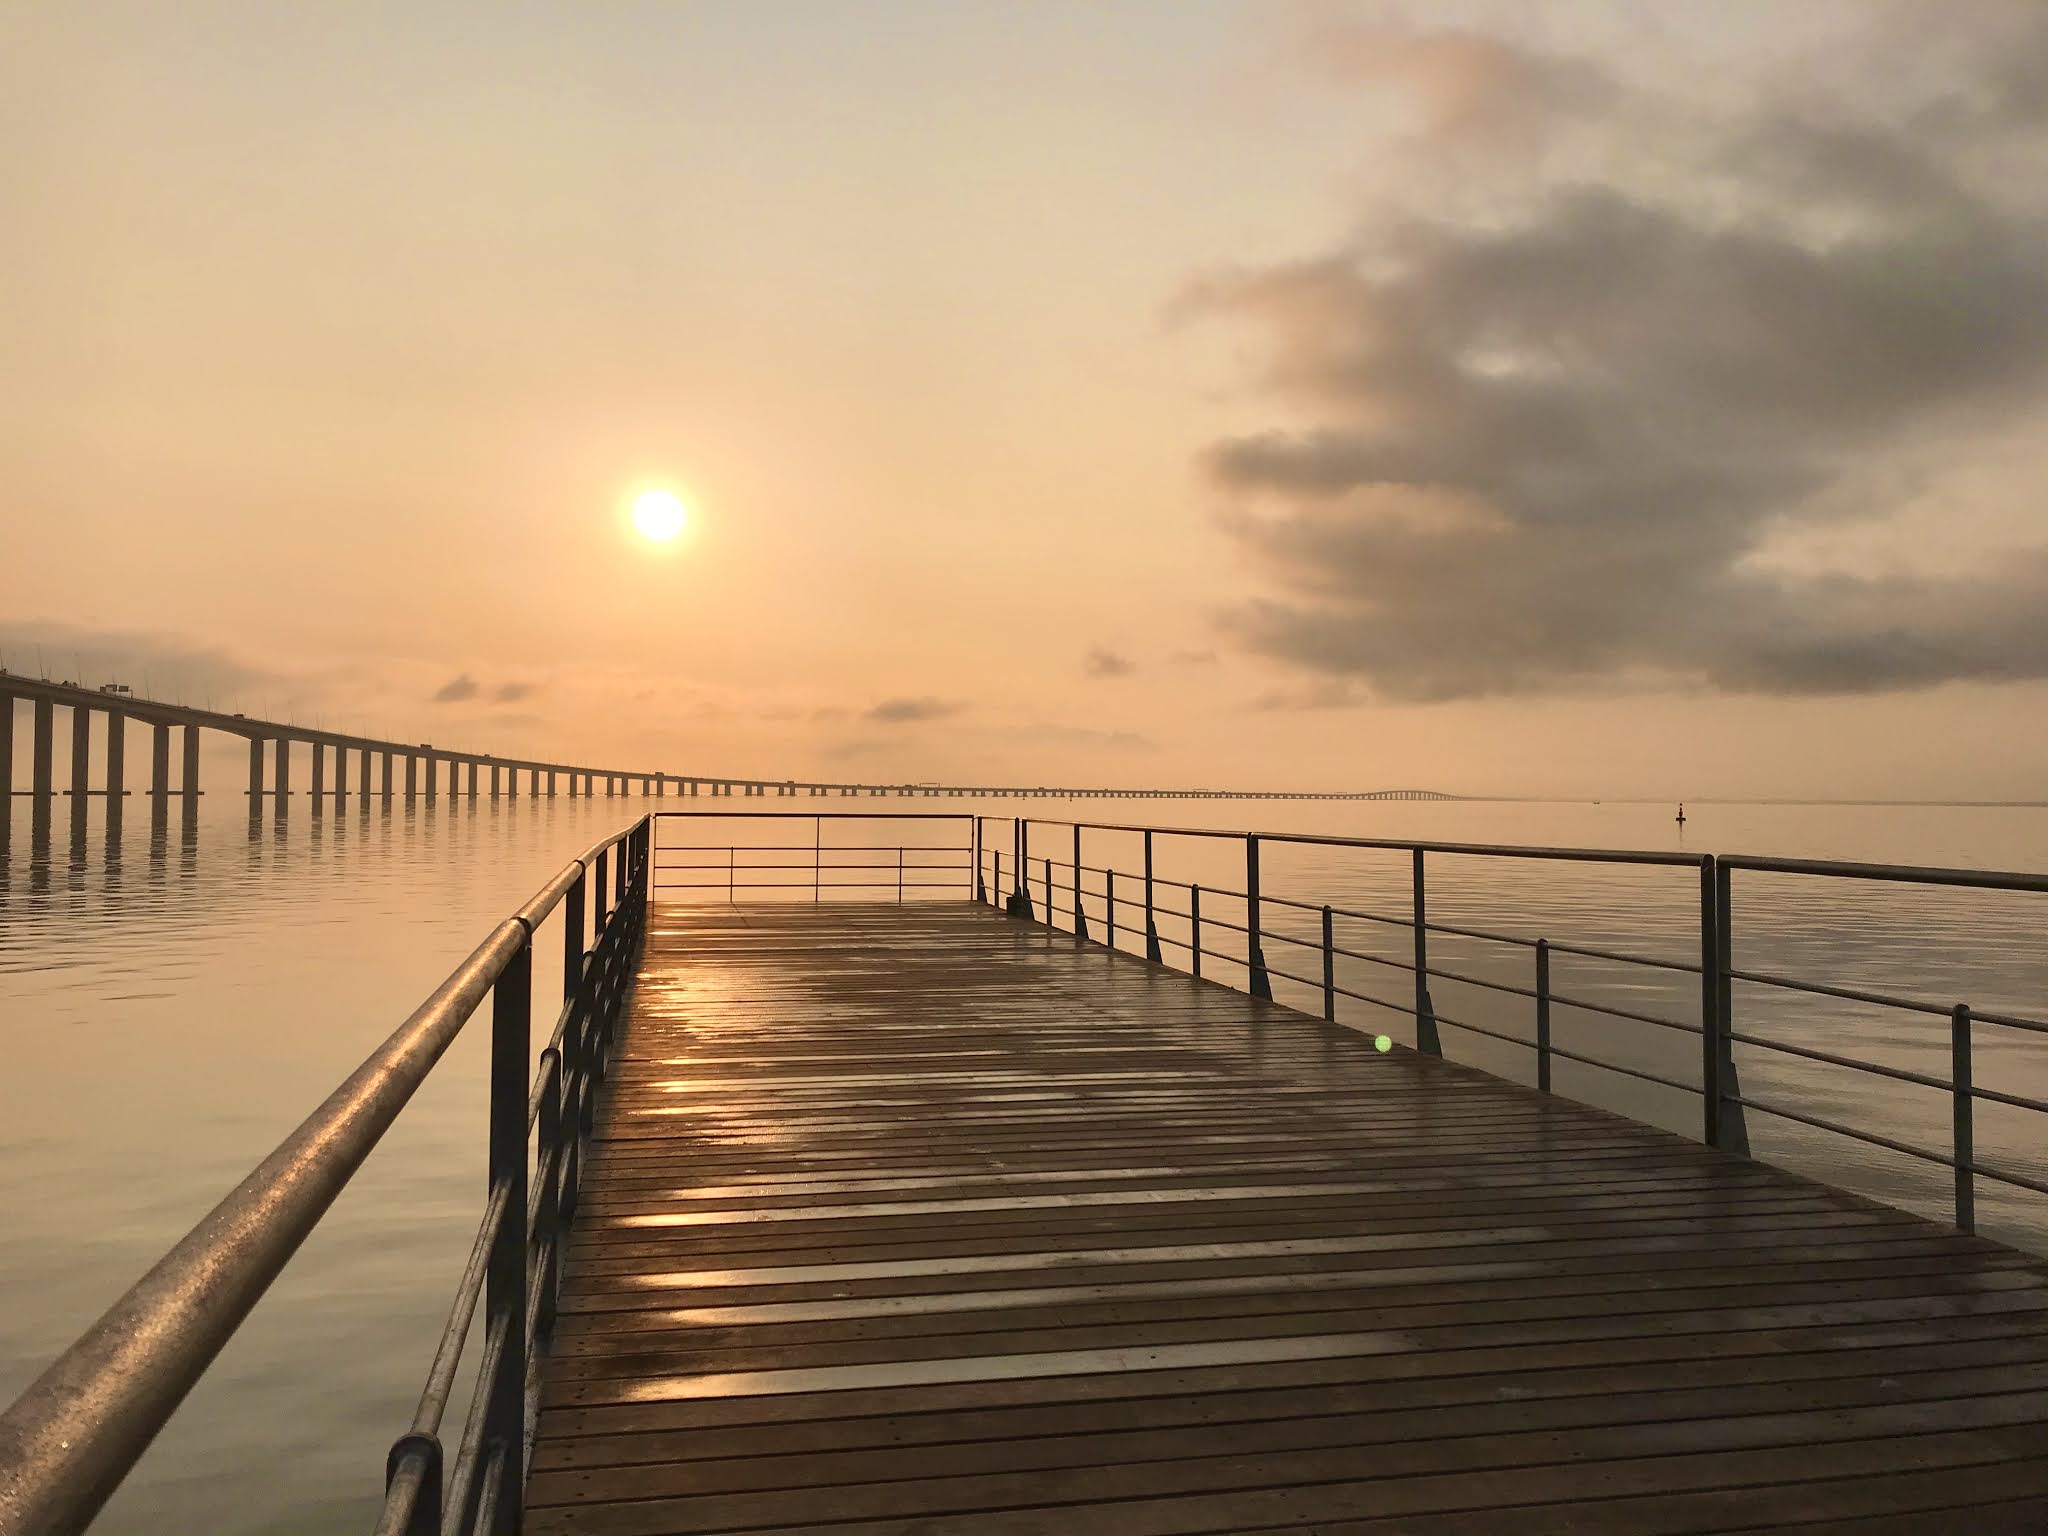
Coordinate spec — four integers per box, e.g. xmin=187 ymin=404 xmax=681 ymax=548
xmin=7 ymin=1 xmax=2048 ymax=799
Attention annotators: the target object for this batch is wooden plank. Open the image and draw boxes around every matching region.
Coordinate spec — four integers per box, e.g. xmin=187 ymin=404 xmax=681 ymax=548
xmin=531 ymin=901 xmax=2048 ymax=1532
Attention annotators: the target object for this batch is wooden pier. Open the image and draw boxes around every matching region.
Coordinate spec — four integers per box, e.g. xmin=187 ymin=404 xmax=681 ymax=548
xmin=529 ymin=902 xmax=2048 ymax=1534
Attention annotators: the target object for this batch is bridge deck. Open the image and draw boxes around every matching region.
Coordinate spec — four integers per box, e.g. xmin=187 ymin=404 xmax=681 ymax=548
xmin=529 ymin=902 xmax=2048 ymax=1534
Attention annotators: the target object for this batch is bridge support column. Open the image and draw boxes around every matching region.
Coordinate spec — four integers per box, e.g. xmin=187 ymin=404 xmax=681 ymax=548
xmin=491 ymin=763 xmax=501 ymax=800
xmin=425 ymin=755 xmax=439 ymax=802
xmin=359 ymin=748 xmax=371 ymax=802
xmin=380 ymin=751 xmax=393 ymax=800
xmin=0 ymin=694 xmax=11 ymax=814
xmin=274 ymin=738 xmax=290 ymax=810
xmin=468 ymin=760 xmax=479 ymax=799
xmin=180 ymin=725 xmax=199 ymax=813
xmin=404 ymin=753 xmax=417 ymax=800
xmin=244 ymin=736 xmax=260 ymax=810
xmin=310 ymin=740 xmax=325 ymax=808
xmin=70 ymin=706 xmax=90 ymax=805
xmin=334 ymin=747 xmax=348 ymax=807
xmin=103 ymin=710 xmax=124 ymax=794
xmin=548 ymin=770 xmax=557 ymax=797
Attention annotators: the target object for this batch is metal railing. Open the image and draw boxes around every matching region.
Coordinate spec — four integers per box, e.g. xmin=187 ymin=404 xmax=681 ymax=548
xmin=650 ymin=811 xmax=976 ymax=902
xmin=0 ymin=818 xmax=653 ymax=1536
xmin=980 ymin=815 xmax=2048 ymax=1238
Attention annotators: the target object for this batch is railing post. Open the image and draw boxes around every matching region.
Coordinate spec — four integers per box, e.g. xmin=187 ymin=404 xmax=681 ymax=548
xmin=1006 ymin=819 xmax=1033 ymax=918
xmin=1143 ymin=829 xmax=1161 ymax=962
xmin=595 ymin=849 xmax=610 ymax=933
xmin=1712 ymin=860 xmax=1751 ymax=1155
xmin=1191 ymin=883 xmax=1203 ymax=979
xmin=815 ymin=816 xmax=822 ymax=904
xmin=1700 ymin=857 xmax=1720 ymax=1146
xmin=484 ymin=930 xmax=530 ymax=1536
xmin=1321 ymin=906 xmax=1335 ymax=1021
xmin=728 ymin=846 xmax=735 ymax=904
xmin=1952 ymin=1003 xmax=1975 ymax=1233
xmin=1246 ymin=835 xmax=1272 ymax=999
xmin=1106 ymin=870 xmax=1116 ymax=952
xmin=1411 ymin=849 xmax=1440 ymax=1055
xmin=973 ymin=817 xmax=984 ymax=903
xmin=897 ymin=845 xmax=904 ymax=904
xmin=1042 ymin=856 xmax=1052 ymax=931
xmin=1072 ymin=824 xmax=1087 ymax=941
xmin=1536 ymin=939 xmax=1552 ymax=1093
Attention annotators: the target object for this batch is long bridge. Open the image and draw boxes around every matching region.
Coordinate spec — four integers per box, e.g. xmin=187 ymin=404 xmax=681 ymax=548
xmin=0 ymin=811 xmax=2042 ymax=1532
xmin=0 ymin=674 xmax=1458 ymax=810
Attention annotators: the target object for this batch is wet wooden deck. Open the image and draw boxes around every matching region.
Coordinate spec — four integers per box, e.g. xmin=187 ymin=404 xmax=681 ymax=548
xmin=528 ymin=902 xmax=2048 ymax=1534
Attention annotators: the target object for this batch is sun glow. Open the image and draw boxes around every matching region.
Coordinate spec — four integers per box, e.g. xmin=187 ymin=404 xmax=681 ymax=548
xmin=631 ymin=488 xmax=688 ymax=543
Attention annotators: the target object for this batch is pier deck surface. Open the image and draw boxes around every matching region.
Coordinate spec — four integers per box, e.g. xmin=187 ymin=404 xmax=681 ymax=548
xmin=530 ymin=902 xmax=2048 ymax=1534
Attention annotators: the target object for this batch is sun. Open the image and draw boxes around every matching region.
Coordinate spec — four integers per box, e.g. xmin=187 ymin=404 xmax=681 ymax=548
xmin=630 ymin=488 xmax=688 ymax=543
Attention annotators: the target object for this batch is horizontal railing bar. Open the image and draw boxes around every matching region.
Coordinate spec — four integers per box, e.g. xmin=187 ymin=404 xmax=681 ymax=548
xmin=403 ymin=1177 xmax=511 ymax=1441
xmin=655 ymin=845 xmax=971 ymax=854
xmin=1719 ymin=854 xmax=2048 ymax=892
xmin=1726 ymin=966 xmax=1956 ymax=1021
xmin=653 ymin=810 xmax=974 ymax=819
xmin=1971 ymin=1083 xmax=2048 ymax=1115
xmin=1006 ymin=816 xmax=1706 ymax=867
xmin=1725 ymin=1030 xmax=1954 ymax=1092
xmin=1727 ymin=1091 xmax=1957 ymax=1168
xmin=1415 ymin=960 xmax=1540 ymax=1004
xmin=1544 ymin=937 xmax=1702 ymax=975
xmin=1330 ymin=980 xmax=1417 ymax=1016
xmin=1329 ymin=940 xmax=1418 ymax=974
xmin=1546 ymin=989 xmax=1703 ymax=1037
xmin=1541 ymin=1041 xmax=1702 ymax=1096
xmin=1973 ymin=1158 xmax=2048 ymax=1199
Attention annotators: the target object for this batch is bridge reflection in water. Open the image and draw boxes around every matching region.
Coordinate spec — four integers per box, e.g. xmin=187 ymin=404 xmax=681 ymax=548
xmin=0 ymin=813 xmax=2042 ymax=1533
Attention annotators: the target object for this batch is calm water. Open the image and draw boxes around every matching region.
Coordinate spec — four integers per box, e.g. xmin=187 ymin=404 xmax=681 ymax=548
xmin=1 ymin=792 xmax=2044 ymax=1531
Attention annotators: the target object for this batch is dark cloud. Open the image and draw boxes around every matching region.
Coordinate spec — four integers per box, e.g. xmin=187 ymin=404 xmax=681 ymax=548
xmin=1083 ymin=647 xmax=1134 ymax=678
xmin=1171 ymin=648 xmax=1218 ymax=667
xmin=432 ymin=674 xmax=480 ymax=703
xmin=1190 ymin=7 xmax=2048 ymax=701
xmin=865 ymin=696 xmax=964 ymax=724
xmin=494 ymin=680 xmax=536 ymax=703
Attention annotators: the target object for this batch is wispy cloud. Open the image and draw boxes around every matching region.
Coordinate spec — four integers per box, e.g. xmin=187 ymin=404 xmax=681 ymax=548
xmin=865 ymin=696 xmax=964 ymax=724
xmin=432 ymin=674 xmax=480 ymax=703
xmin=1083 ymin=647 xmax=1134 ymax=678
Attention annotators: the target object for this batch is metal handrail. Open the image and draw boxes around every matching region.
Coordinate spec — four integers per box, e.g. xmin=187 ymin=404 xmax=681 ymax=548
xmin=981 ymin=813 xmax=2046 ymax=1238
xmin=0 ymin=819 xmax=652 ymax=1536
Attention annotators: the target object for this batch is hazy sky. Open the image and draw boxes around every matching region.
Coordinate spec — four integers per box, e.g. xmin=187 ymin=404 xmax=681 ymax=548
xmin=7 ymin=1 xmax=2048 ymax=797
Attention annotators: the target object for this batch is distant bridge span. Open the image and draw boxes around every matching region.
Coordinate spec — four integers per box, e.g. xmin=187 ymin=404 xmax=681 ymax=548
xmin=0 ymin=674 xmax=1465 ymax=810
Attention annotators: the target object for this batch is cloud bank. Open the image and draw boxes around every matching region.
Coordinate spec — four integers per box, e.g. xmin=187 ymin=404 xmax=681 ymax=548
xmin=1191 ymin=5 xmax=2048 ymax=701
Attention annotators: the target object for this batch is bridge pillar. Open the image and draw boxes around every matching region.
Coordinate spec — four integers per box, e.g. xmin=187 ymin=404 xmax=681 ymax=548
xmin=404 ymin=753 xmax=417 ymax=800
xmin=0 ymin=693 xmax=11 ymax=816
xmin=358 ymin=747 xmax=371 ymax=801
xmin=274 ymin=738 xmax=291 ymax=809
xmin=491 ymin=763 xmax=501 ymax=800
xmin=310 ymin=740 xmax=325 ymax=809
xmin=181 ymin=725 xmax=199 ymax=810
xmin=467 ymin=760 xmax=478 ymax=799
xmin=104 ymin=710 xmax=125 ymax=835
xmin=426 ymin=755 xmax=439 ymax=802
xmin=69 ymin=705 xmax=91 ymax=808
xmin=380 ymin=751 xmax=393 ymax=800
xmin=243 ymin=735 xmax=259 ymax=809
xmin=334 ymin=746 xmax=348 ymax=806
